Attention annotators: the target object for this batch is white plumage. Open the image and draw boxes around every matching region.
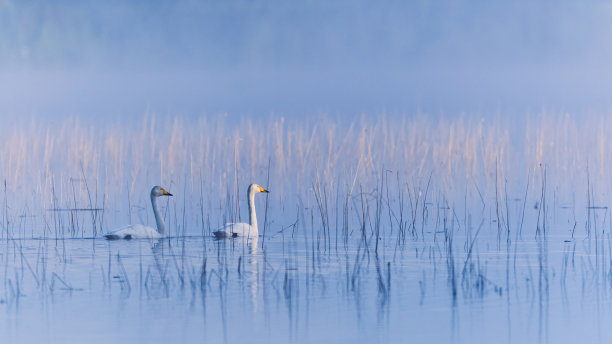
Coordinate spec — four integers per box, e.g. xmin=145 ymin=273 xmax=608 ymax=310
xmin=214 ymin=183 xmax=269 ymax=239
xmin=104 ymin=186 xmax=173 ymax=240
xmin=104 ymin=224 xmax=163 ymax=239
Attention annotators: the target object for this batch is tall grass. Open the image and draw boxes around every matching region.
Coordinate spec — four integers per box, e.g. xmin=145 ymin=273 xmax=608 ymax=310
xmin=1 ymin=112 xmax=612 ymax=343
xmin=0 ymin=112 xmax=607 ymax=242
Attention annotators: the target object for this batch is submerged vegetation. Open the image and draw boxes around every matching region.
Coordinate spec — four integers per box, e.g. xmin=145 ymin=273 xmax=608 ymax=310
xmin=0 ymin=112 xmax=611 ymax=342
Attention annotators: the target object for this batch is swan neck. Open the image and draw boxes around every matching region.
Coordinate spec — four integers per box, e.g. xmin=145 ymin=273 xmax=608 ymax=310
xmin=151 ymin=194 xmax=166 ymax=235
xmin=248 ymin=189 xmax=258 ymax=234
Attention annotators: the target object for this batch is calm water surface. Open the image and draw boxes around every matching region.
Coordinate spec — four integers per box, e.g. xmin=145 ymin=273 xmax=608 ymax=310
xmin=0 ymin=228 xmax=610 ymax=344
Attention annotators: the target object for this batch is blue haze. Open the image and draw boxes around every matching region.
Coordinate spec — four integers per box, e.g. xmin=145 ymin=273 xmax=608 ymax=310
xmin=1 ymin=1 xmax=612 ymax=117
xmin=1 ymin=3 xmax=612 ymax=343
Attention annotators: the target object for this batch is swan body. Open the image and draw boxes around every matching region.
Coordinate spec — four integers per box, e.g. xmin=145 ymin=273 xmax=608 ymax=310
xmin=104 ymin=186 xmax=173 ymax=240
xmin=214 ymin=223 xmax=253 ymax=238
xmin=214 ymin=184 xmax=268 ymax=239
xmin=104 ymin=224 xmax=162 ymax=239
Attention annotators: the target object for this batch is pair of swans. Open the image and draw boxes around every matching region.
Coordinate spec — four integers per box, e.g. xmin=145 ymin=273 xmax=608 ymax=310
xmin=103 ymin=184 xmax=269 ymax=240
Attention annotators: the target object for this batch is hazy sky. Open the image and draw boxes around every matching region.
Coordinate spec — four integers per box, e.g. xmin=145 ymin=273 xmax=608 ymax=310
xmin=2 ymin=0 xmax=612 ymax=117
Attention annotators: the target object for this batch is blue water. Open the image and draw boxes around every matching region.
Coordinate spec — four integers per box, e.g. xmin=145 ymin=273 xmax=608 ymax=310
xmin=0 ymin=224 xmax=609 ymax=344
xmin=0 ymin=114 xmax=608 ymax=343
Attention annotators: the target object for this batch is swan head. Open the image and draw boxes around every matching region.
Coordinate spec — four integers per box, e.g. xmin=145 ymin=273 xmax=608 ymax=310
xmin=248 ymin=183 xmax=269 ymax=195
xmin=151 ymin=185 xmax=173 ymax=198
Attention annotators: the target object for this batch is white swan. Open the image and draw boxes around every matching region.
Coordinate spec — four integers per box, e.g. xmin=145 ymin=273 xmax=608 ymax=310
xmin=104 ymin=186 xmax=173 ymax=239
xmin=214 ymin=183 xmax=269 ymax=238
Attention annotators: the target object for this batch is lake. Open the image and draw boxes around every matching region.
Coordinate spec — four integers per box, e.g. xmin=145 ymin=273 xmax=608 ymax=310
xmin=0 ymin=114 xmax=610 ymax=343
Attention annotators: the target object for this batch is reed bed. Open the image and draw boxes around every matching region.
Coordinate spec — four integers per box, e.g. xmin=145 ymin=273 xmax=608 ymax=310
xmin=0 ymin=112 xmax=604 ymax=240
xmin=0 ymin=112 xmax=611 ymax=342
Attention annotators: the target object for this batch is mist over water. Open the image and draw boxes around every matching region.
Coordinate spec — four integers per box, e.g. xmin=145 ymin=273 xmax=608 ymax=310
xmin=3 ymin=0 xmax=612 ymax=117
xmin=3 ymin=2 xmax=612 ymax=344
